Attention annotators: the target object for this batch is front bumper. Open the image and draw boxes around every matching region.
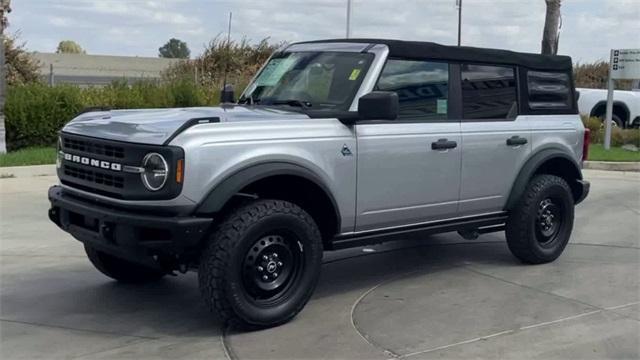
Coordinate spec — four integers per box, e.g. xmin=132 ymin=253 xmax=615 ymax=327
xmin=48 ymin=186 xmax=212 ymax=265
xmin=575 ymin=179 xmax=590 ymax=205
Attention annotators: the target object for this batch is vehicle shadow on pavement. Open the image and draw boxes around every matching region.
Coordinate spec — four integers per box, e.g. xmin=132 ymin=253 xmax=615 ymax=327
xmin=1 ymin=235 xmax=515 ymax=339
xmin=313 ymin=235 xmax=514 ymax=301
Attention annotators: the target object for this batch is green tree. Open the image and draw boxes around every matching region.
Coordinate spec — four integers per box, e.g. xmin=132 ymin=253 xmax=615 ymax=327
xmin=159 ymin=38 xmax=190 ymax=59
xmin=56 ymin=40 xmax=86 ymax=54
xmin=1 ymin=0 xmax=10 ymax=34
xmin=4 ymin=35 xmax=40 ymax=85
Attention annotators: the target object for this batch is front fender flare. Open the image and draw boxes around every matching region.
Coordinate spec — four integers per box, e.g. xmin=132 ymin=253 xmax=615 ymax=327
xmin=194 ymin=162 xmax=340 ymax=220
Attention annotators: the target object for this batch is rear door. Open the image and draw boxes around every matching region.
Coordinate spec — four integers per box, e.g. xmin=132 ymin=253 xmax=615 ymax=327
xmin=457 ymin=64 xmax=532 ymax=215
xmin=355 ymin=59 xmax=461 ymax=232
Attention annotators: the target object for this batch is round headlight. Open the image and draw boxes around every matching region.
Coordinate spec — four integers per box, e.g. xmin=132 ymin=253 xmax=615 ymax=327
xmin=141 ymin=153 xmax=168 ymax=191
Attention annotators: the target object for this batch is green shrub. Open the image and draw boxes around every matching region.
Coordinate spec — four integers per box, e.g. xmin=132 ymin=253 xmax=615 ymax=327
xmin=5 ymin=83 xmax=84 ymax=150
xmin=581 ymin=114 xmax=640 ymax=146
xmin=621 ymin=127 xmax=640 ymax=147
xmin=5 ymin=80 xmax=221 ymax=151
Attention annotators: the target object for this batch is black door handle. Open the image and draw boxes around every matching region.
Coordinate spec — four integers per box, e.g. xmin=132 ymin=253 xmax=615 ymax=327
xmin=506 ymin=136 xmax=528 ymax=146
xmin=431 ymin=138 xmax=458 ymax=150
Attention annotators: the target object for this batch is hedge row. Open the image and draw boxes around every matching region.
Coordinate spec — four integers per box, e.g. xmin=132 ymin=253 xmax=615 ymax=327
xmin=4 ymin=80 xmax=220 ymax=151
xmin=5 ymin=82 xmax=639 ymax=152
xmin=582 ymin=116 xmax=640 ymax=147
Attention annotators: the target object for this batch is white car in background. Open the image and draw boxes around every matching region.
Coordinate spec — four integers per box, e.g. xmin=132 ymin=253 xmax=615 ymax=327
xmin=577 ymin=88 xmax=640 ymax=128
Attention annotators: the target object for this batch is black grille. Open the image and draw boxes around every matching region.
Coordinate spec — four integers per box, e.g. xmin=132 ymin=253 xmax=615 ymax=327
xmin=63 ymin=137 xmax=125 ymax=159
xmin=64 ymin=164 xmax=124 ymax=189
xmin=59 ymin=132 xmax=183 ymax=200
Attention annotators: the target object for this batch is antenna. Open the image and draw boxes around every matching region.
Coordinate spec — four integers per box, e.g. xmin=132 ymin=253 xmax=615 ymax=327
xmin=222 ymin=11 xmax=232 ymax=89
xmin=456 ymin=0 xmax=462 ymax=46
xmin=346 ymin=0 xmax=352 ymax=38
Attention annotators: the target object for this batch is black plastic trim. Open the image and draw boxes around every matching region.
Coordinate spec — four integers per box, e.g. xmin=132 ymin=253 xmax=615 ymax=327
xmin=329 ymin=213 xmax=508 ymax=250
xmin=504 ymin=148 xmax=583 ymax=210
xmin=163 ymin=117 xmax=220 ymax=145
xmin=59 ymin=132 xmax=184 ymax=201
xmin=194 ymin=162 xmax=341 ymax=232
xmin=76 ymin=106 xmax=111 ymax=116
xmin=574 ymin=179 xmax=590 ymax=205
xmin=48 ymin=186 xmax=212 ymax=263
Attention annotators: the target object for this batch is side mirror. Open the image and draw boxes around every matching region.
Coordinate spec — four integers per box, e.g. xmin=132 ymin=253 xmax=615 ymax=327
xmin=220 ymin=84 xmax=235 ymax=104
xmin=357 ymin=91 xmax=399 ymax=120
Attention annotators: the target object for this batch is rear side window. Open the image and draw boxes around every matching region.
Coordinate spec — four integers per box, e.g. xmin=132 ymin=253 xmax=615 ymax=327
xmin=461 ymin=64 xmax=517 ymax=119
xmin=527 ymin=71 xmax=572 ymax=110
xmin=376 ymin=59 xmax=449 ymax=121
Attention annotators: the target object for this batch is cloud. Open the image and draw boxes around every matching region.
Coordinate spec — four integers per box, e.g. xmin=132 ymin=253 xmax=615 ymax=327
xmin=8 ymin=0 xmax=640 ymax=63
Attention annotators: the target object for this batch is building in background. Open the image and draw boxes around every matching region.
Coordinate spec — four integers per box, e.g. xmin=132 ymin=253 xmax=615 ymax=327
xmin=33 ymin=52 xmax=182 ymax=87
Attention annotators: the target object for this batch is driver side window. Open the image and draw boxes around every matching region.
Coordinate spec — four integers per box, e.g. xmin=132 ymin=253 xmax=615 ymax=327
xmin=376 ymin=59 xmax=449 ymax=121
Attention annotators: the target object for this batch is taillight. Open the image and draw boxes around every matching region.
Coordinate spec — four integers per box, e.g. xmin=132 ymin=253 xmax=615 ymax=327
xmin=582 ymin=128 xmax=590 ymax=162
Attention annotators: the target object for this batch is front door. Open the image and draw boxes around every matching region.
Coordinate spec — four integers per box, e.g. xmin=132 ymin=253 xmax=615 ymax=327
xmin=355 ymin=59 xmax=461 ymax=232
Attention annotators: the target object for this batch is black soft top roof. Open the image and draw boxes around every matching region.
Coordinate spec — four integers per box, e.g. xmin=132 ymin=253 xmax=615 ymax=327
xmin=298 ymin=38 xmax=572 ymax=71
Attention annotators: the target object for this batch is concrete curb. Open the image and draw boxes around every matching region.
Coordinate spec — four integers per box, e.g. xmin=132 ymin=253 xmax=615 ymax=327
xmin=0 ymin=164 xmax=56 ymax=178
xmin=583 ymin=161 xmax=640 ymax=172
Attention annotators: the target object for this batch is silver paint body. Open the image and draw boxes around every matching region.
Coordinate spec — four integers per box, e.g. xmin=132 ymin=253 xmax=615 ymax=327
xmin=60 ymin=42 xmax=586 ymax=236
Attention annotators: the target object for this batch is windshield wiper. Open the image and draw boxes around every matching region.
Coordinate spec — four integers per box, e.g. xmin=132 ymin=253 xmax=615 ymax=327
xmin=268 ymin=99 xmax=312 ymax=109
xmin=238 ymin=95 xmax=260 ymax=105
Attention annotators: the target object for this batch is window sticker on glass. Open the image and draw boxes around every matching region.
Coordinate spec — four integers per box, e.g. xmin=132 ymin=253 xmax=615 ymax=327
xmin=437 ymin=98 xmax=448 ymax=114
xmin=348 ymin=69 xmax=361 ymax=81
xmin=255 ymin=58 xmax=297 ymax=86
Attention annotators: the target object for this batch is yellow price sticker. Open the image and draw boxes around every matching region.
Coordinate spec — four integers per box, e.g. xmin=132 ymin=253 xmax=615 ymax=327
xmin=349 ymin=69 xmax=361 ymax=81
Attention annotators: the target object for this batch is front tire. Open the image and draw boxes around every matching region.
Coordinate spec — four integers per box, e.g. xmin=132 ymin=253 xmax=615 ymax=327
xmin=198 ymin=199 xmax=322 ymax=329
xmin=84 ymin=245 xmax=165 ymax=283
xmin=506 ymin=175 xmax=574 ymax=264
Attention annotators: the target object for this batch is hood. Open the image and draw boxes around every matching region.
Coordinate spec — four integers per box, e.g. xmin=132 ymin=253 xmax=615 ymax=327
xmin=62 ymin=105 xmax=310 ymax=145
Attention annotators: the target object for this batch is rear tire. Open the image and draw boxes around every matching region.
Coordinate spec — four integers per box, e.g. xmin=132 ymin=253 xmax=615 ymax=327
xmin=84 ymin=245 xmax=165 ymax=283
xmin=505 ymin=175 xmax=574 ymax=264
xmin=198 ymin=199 xmax=322 ymax=329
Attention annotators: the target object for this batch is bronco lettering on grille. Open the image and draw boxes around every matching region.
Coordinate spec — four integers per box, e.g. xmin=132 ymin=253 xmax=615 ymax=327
xmin=63 ymin=152 xmax=122 ymax=171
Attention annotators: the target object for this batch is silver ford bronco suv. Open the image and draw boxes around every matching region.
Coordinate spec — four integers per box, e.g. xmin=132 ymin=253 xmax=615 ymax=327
xmin=49 ymin=39 xmax=590 ymax=328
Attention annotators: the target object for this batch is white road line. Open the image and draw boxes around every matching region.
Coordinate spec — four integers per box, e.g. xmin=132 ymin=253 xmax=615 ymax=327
xmin=605 ymin=301 xmax=640 ymax=310
xmin=519 ymin=310 xmax=602 ymax=330
xmin=400 ymin=330 xmax=515 ymax=358
xmin=350 ymin=278 xmax=402 ymax=358
xmin=398 ymin=306 xmax=635 ymax=358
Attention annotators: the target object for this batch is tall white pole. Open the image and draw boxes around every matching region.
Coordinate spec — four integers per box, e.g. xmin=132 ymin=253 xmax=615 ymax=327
xmin=456 ymin=0 xmax=462 ymax=46
xmin=604 ymin=49 xmax=615 ymax=150
xmin=346 ymin=0 xmax=352 ymax=38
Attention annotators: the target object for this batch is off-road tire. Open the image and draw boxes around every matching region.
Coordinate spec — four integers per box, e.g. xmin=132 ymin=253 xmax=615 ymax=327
xmin=84 ymin=245 xmax=165 ymax=283
xmin=506 ymin=174 xmax=574 ymax=264
xmin=198 ymin=199 xmax=322 ymax=329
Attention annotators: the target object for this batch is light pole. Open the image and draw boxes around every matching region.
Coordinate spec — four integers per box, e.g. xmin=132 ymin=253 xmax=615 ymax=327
xmin=456 ymin=0 xmax=462 ymax=46
xmin=346 ymin=0 xmax=352 ymax=38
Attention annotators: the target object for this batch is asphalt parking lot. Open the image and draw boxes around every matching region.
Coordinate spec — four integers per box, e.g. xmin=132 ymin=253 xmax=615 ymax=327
xmin=1 ymin=169 xmax=638 ymax=359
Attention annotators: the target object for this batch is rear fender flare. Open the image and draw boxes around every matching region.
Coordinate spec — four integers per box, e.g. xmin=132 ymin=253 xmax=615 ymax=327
xmin=505 ymin=148 xmax=583 ymax=210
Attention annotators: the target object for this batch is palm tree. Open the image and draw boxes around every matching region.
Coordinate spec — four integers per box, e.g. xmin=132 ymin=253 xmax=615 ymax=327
xmin=0 ymin=0 xmax=11 ymax=154
xmin=541 ymin=0 xmax=561 ymax=55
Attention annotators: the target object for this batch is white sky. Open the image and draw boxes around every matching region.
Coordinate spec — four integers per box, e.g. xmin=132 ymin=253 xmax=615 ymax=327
xmin=9 ymin=0 xmax=640 ymax=63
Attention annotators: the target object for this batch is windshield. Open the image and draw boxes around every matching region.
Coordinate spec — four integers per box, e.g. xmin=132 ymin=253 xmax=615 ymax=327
xmin=240 ymin=51 xmax=374 ymax=110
